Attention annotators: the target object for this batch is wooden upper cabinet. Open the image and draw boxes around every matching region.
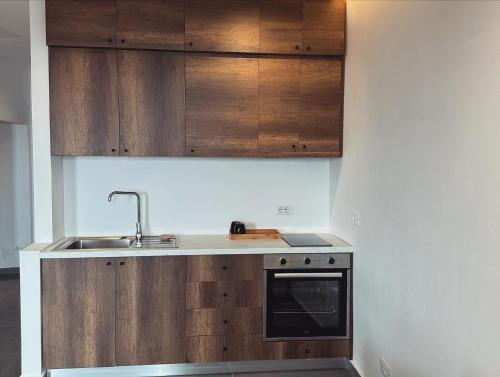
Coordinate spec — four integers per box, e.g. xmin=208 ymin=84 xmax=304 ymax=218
xmin=46 ymin=0 xmax=117 ymax=48
xmin=299 ymin=57 xmax=343 ymax=155
xmin=42 ymin=258 xmax=116 ymax=369
xmin=50 ymin=48 xmax=119 ymax=156
xmin=185 ymin=54 xmax=259 ymax=156
xmin=185 ymin=0 xmax=260 ymax=53
xmin=118 ymin=50 xmax=185 ymax=157
xmin=115 ymin=257 xmax=186 ymax=365
xmin=260 ymin=0 xmax=303 ymax=54
xmin=116 ymin=0 xmax=185 ymax=50
xmin=258 ymin=57 xmax=301 ymax=155
xmin=302 ymin=0 xmax=345 ymax=55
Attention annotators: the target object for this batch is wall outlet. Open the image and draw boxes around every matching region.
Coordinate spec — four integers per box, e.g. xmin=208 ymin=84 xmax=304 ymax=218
xmin=352 ymin=208 xmax=360 ymax=226
xmin=380 ymin=357 xmax=391 ymax=377
xmin=276 ymin=205 xmax=294 ymax=216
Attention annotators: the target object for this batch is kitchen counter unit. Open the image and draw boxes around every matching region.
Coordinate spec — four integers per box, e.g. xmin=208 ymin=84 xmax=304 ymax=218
xmin=39 ymin=233 xmax=353 ymax=258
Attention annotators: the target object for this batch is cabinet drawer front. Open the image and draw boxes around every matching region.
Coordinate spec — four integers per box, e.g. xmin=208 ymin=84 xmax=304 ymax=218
xmin=187 ymin=255 xmax=263 ymax=282
xmin=186 ymin=308 xmax=262 ymax=336
xmin=187 ymin=280 xmax=262 ymax=309
xmin=225 ymin=255 xmax=263 ymax=281
xmin=264 ymin=339 xmax=351 ymax=360
xmin=185 ymin=336 xmax=224 ymax=363
xmin=187 ymin=255 xmax=227 ymax=282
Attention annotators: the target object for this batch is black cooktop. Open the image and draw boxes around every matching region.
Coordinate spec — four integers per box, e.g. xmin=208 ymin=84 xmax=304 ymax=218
xmin=281 ymin=233 xmax=332 ymax=247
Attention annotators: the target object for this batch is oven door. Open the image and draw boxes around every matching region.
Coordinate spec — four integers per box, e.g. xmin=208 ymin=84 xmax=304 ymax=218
xmin=265 ymin=269 xmax=349 ymax=340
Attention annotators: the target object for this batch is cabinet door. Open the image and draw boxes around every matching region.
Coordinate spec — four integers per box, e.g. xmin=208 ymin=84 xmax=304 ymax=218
xmin=116 ymin=0 xmax=185 ymax=50
xmin=185 ymin=54 xmax=259 ymax=156
xmin=185 ymin=0 xmax=260 ymax=53
xmin=299 ymin=58 xmax=343 ymax=156
xmin=116 ymin=256 xmax=186 ymax=365
xmin=302 ymin=0 xmax=345 ymax=55
xmin=42 ymin=258 xmax=116 ymax=369
xmin=260 ymin=0 xmax=302 ymax=54
xmin=185 ymin=336 xmax=224 ymax=363
xmin=50 ymin=48 xmax=119 ymax=156
xmin=45 ymin=0 xmax=116 ymax=48
xmin=118 ymin=50 xmax=185 ymax=157
xmin=258 ymin=57 xmax=301 ymax=155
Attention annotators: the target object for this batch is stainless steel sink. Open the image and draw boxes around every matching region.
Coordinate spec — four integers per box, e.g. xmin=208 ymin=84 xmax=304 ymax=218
xmin=62 ymin=238 xmax=134 ymax=250
xmin=54 ymin=236 xmax=178 ymax=250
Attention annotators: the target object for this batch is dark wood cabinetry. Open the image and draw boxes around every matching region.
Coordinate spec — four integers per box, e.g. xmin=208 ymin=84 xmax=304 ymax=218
xmin=303 ymin=0 xmax=345 ymax=55
xmin=46 ymin=0 xmax=117 ymax=48
xmin=185 ymin=54 xmax=259 ymax=156
xmin=260 ymin=0 xmax=303 ymax=54
xmin=42 ymin=258 xmax=116 ymax=369
xmin=299 ymin=57 xmax=343 ymax=156
xmin=116 ymin=0 xmax=185 ymax=50
xmin=118 ymin=50 xmax=185 ymax=156
xmin=115 ymin=256 xmax=186 ymax=365
xmin=185 ymin=0 xmax=260 ymax=53
xmin=49 ymin=48 xmax=119 ymax=156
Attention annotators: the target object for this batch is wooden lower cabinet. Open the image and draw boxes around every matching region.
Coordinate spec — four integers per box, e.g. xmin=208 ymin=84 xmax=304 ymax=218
xmin=42 ymin=258 xmax=116 ymax=369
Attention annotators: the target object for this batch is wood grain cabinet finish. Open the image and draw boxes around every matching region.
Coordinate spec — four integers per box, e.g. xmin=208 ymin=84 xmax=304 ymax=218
xmin=260 ymin=0 xmax=303 ymax=54
xmin=185 ymin=54 xmax=259 ymax=156
xmin=115 ymin=256 xmax=186 ymax=365
xmin=299 ymin=57 xmax=343 ymax=156
xmin=265 ymin=339 xmax=351 ymax=360
xmin=186 ymin=307 xmax=262 ymax=336
xmin=258 ymin=57 xmax=301 ymax=155
xmin=118 ymin=50 xmax=185 ymax=157
xmin=42 ymin=258 xmax=116 ymax=369
xmin=187 ymin=280 xmax=262 ymax=309
xmin=116 ymin=0 xmax=185 ymax=50
xmin=302 ymin=0 xmax=345 ymax=55
xmin=186 ymin=255 xmax=263 ymax=282
xmin=49 ymin=48 xmax=119 ymax=156
xmin=185 ymin=0 xmax=260 ymax=53
xmin=46 ymin=0 xmax=117 ymax=48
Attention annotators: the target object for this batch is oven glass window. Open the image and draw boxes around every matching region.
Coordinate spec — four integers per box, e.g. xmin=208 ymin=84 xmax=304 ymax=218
xmin=266 ymin=270 xmax=347 ymax=338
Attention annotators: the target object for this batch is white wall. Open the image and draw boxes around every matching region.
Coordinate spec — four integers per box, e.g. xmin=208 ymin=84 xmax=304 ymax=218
xmin=332 ymin=1 xmax=500 ymax=376
xmin=0 ymin=124 xmax=32 ymax=268
xmin=63 ymin=157 xmax=330 ymax=235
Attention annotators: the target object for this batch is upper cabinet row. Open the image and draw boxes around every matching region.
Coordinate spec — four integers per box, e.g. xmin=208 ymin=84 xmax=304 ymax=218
xmin=45 ymin=0 xmax=345 ymax=55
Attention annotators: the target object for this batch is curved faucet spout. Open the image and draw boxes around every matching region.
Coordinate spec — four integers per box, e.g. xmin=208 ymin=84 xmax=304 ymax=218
xmin=107 ymin=191 xmax=143 ymax=245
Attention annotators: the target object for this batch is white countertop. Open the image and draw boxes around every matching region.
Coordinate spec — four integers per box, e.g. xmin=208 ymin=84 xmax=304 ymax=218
xmin=32 ymin=233 xmax=353 ymax=259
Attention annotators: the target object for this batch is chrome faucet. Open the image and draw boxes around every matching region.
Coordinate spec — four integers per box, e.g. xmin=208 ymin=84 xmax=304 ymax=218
xmin=107 ymin=191 xmax=143 ymax=246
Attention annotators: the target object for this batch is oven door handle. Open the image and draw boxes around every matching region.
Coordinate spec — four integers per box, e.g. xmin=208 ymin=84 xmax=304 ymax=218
xmin=274 ymin=272 xmax=343 ymax=279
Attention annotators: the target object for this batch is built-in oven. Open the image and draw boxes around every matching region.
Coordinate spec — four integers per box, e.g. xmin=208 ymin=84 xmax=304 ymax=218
xmin=264 ymin=253 xmax=351 ymax=341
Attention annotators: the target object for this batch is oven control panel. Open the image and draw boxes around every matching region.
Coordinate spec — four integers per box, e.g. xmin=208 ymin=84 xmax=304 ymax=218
xmin=264 ymin=253 xmax=351 ymax=269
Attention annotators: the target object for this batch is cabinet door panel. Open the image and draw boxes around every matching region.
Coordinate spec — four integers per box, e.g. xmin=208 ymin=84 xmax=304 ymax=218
xmin=187 ymin=255 xmax=227 ymax=282
xmin=300 ymin=58 xmax=343 ymax=155
xmin=186 ymin=55 xmax=259 ymax=156
xmin=187 ymin=281 xmax=262 ymax=309
xmin=50 ymin=48 xmax=119 ymax=156
xmin=303 ymin=0 xmax=345 ymax=55
xmin=46 ymin=0 xmax=116 ymax=48
xmin=42 ymin=258 xmax=116 ymax=369
xmin=258 ymin=57 xmax=301 ymax=155
xmin=260 ymin=0 xmax=302 ymax=54
xmin=116 ymin=256 xmax=186 ymax=365
xmin=117 ymin=0 xmax=185 ymax=50
xmin=264 ymin=339 xmax=351 ymax=359
xmin=185 ymin=0 xmax=260 ymax=53
xmin=118 ymin=50 xmax=185 ymax=157
xmin=225 ymin=255 xmax=263 ymax=281
xmin=224 ymin=334 xmax=265 ymax=362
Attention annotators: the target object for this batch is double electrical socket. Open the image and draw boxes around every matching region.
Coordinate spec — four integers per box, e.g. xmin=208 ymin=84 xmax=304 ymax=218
xmin=276 ymin=205 xmax=294 ymax=216
xmin=380 ymin=357 xmax=391 ymax=377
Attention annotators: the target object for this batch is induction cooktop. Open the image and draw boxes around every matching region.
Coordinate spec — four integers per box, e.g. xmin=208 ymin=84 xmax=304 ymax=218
xmin=281 ymin=233 xmax=332 ymax=247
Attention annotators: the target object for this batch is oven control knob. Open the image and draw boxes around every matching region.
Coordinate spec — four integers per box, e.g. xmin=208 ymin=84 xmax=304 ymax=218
xmin=328 ymin=257 xmax=335 ymax=265
xmin=280 ymin=258 xmax=287 ymax=265
xmin=304 ymin=257 xmax=311 ymax=265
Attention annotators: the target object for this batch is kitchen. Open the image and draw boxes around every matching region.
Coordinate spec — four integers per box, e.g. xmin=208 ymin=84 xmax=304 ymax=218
xmin=1 ymin=1 xmax=500 ymax=377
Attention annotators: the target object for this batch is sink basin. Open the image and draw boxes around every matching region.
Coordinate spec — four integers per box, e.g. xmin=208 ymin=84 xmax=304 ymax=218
xmin=62 ymin=238 xmax=133 ymax=250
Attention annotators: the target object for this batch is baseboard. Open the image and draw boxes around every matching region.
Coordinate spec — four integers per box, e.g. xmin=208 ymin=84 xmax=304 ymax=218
xmin=0 ymin=267 xmax=20 ymax=279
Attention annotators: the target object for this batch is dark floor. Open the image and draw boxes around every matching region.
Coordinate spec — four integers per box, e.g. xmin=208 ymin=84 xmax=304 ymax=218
xmin=0 ymin=277 xmax=20 ymax=377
